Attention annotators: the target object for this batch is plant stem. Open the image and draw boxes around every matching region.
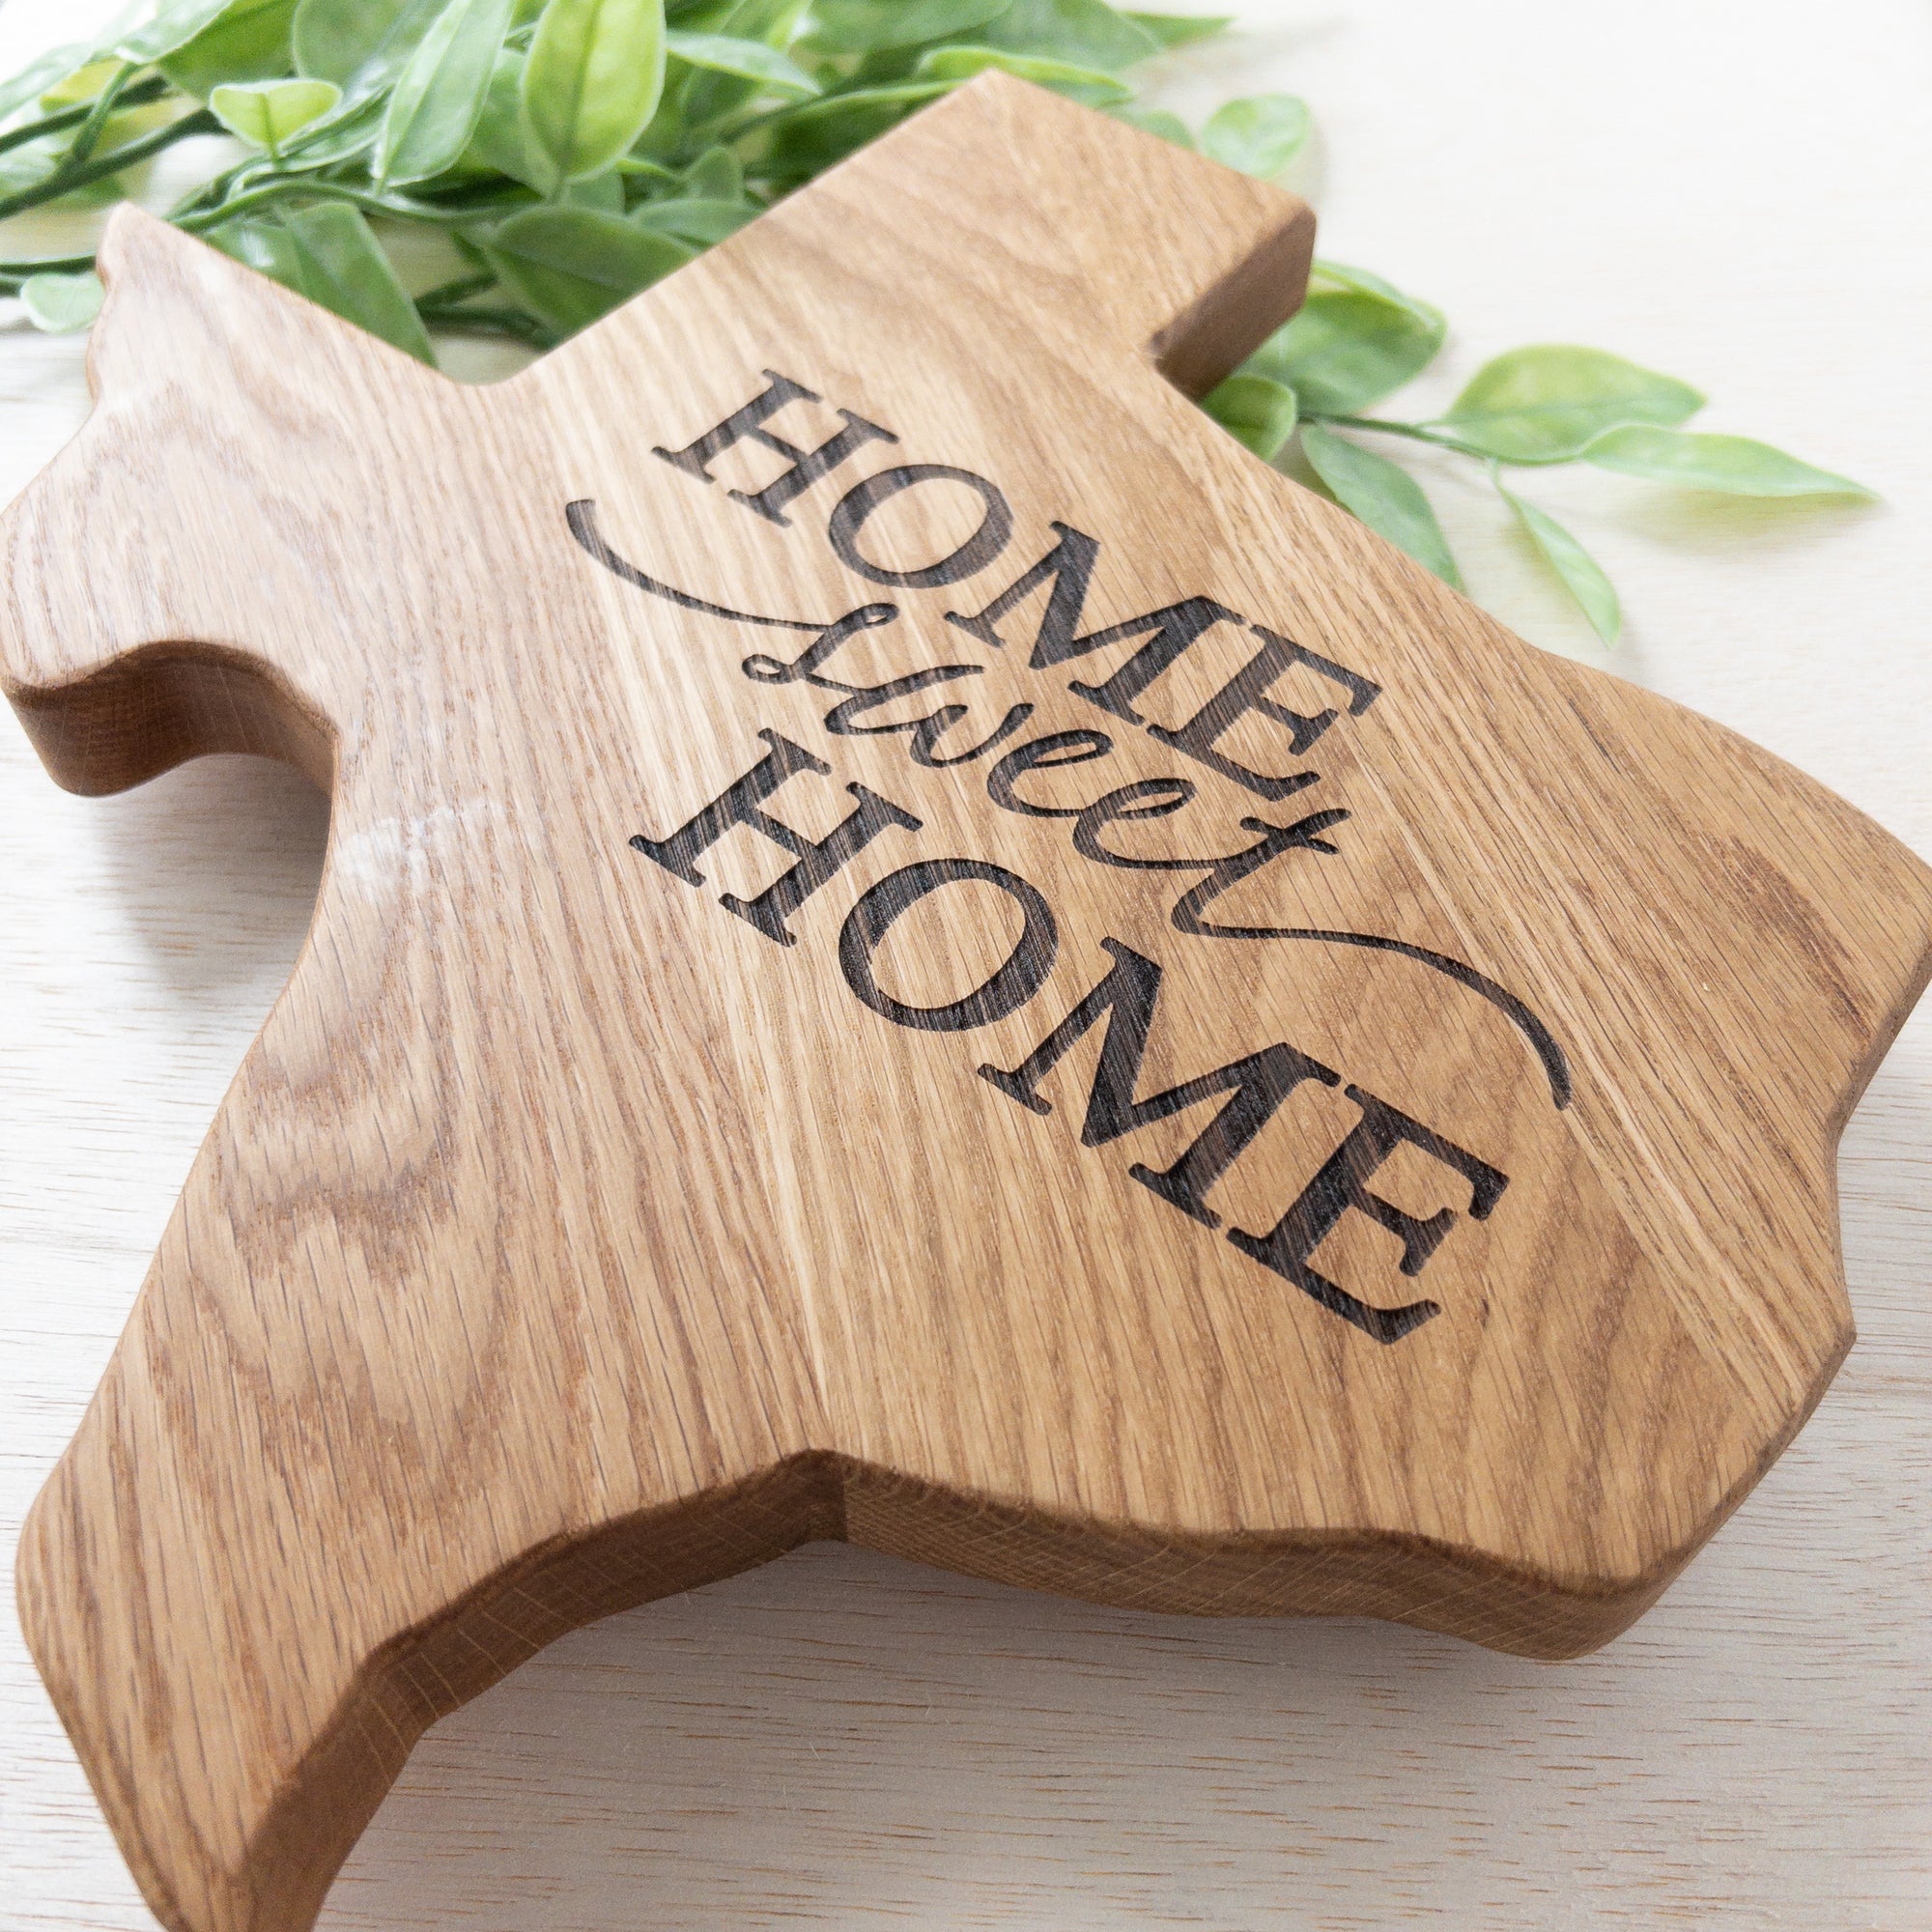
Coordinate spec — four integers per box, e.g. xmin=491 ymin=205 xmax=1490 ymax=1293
xmin=1309 ymin=412 xmax=1452 ymax=447
xmin=0 ymin=74 xmax=171 ymax=159
xmin=180 ymin=177 xmax=497 ymax=229
xmin=414 ymin=270 xmax=495 ymax=306
xmin=0 ymin=62 xmax=141 ymax=212
xmin=168 ymin=151 xmax=284 ymax=221
xmin=1308 ymin=412 xmax=1512 ymax=466
xmin=0 ymin=250 xmax=101 ymax=278
xmin=63 ymin=63 xmax=140 ymax=174
xmin=415 ymin=299 xmax=554 ymax=346
xmin=404 ymin=178 xmax=537 ymax=214
xmin=0 ymin=107 xmax=217 ymax=222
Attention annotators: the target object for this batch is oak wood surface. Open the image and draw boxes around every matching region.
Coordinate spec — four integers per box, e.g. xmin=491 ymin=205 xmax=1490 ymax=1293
xmin=0 ymin=30 xmax=1924 ymax=1932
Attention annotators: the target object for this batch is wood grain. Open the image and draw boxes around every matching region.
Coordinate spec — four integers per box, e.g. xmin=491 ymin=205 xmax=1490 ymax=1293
xmin=2 ymin=68 xmax=1928 ymax=1932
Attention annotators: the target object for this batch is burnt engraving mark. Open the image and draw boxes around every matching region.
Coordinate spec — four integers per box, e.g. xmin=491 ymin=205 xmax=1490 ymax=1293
xmin=840 ymin=858 xmax=1059 ymax=1032
xmin=1228 ymin=1084 xmax=1508 ymax=1344
xmin=568 ymin=497 xmax=827 ymax=633
xmin=579 ymin=366 xmax=1584 ymax=1338
xmin=653 ymin=367 xmax=897 ymax=526
xmin=573 ymin=485 xmax=1573 ymax=1112
xmin=630 ymin=727 xmax=1515 ymax=1345
xmin=827 ymin=465 xmax=1014 ymax=587
xmin=628 ymin=726 xmax=921 ymax=947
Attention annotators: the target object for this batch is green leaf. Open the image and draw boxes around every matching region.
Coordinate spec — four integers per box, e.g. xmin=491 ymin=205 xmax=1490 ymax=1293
xmin=1199 ymin=92 xmax=1308 ymax=176
xmin=206 ymin=213 xmax=300 ymax=276
xmin=769 ymin=77 xmax=955 ymax=112
xmin=521 ymin=0 xmax=668 ymax=190
xmin=564 ymin=165 xmax=625 ymax=208
xmin=1304 ymin=259 xmax=1424 ymax=306
xmin=280 ymin=200 xmax=436 ymax=359
xmin=1494 ymin=472 xmax=1620 ymax=645
xmin=915 ymin=44 xmax=1130 ymax=103
xmin=1242 ymin=262 xmax=1443 ymax=416
xmin=378 ymin=0 xmax=516 ymax=182
xmin=293 ymin=0 xmax=444 ymax=96
xmin=481 ymin=202 xmax=691 ymax=331
xmin=277 ymin=87 xmax=386 ymax=159
xmin=980 ymin=0 xmax=1162 ymax=69
xmin=1201 ymin=373 xmax=1296 ymax=460
xmin=621 ymin=153 xmax=683 ymax=184
xmin=1105 ymin=101 xmax=1191 ymax=145
xmin=803 ymin=0 xmax=1007 ymax=54
xmin=37 ymin=58 xmax=128 ymax=108
xmin=211 ymin=76 xmax=342 ymax=149
xmin=19 ymin=270 xmax=105 ymax=331
xmin=757 ymin=79 xmax=952 ymax=177
xmin=1438 ymin=346 xmax=1703 ymax=464
xmin=1580 ymin=425 xmax=1874 ymax=499
xmin=118 ymin=0 xmax=244 ymax=64
xmin=1 ymin=140 xmax=64 ymax=203
xmin=708 ymin=0 xmax=808 ymax=42
xmin=665 ymin=28 xmax=818 ymax=97
xmin=0 ymin=44 xmax=94 ymax=124
xmin=161 ymin=0 xmax=300 ymax=97
xmin=633 ymin=193 xmax=754 ymax=242
xmin=14 ymin=62 xmax=184 ymax=196
xmin=207 ymin=94 xmax=316 ymax=161
xmin=0 ymin=128 xmax=141 ymax=205
xmin=682 ymin=141 xmax=740 ymax=195
xmin=462 ymin=44 xmax=538 ymax=178
xmin=1300 ymin=423 xmax=1461 ymax=587
xmin=1122 ymin=9 xmax=1229 ymax=46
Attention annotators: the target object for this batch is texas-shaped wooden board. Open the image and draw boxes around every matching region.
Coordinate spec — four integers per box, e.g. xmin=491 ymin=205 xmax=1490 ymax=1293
xmin=6 ymin=71 xmax=1930 ymax=1932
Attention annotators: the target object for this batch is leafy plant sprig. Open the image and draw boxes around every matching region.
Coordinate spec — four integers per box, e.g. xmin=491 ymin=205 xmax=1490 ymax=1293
xmin=1203 ymin=265 xmax=1871 ymax=642
xmin=0 ymin=0 xmax=1873 ymax=644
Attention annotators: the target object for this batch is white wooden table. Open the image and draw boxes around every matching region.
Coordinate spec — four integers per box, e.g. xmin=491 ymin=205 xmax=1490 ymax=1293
xmin=4 ymin=0 xmax=1929 ymax=1924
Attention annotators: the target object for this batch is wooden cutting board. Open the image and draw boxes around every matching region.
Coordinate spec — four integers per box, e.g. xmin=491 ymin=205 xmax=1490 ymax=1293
xmin=5 ymin=71 xmax=1928 ymax=1932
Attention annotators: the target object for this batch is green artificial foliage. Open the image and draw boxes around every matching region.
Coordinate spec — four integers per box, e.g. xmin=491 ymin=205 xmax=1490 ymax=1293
xmin=0 ymin=0 xmax=1873 ymax=642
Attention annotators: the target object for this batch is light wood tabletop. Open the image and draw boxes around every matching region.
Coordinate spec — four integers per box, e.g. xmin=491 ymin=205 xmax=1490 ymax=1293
xmin=4 ymin=0 xmax=1929 ymax=1926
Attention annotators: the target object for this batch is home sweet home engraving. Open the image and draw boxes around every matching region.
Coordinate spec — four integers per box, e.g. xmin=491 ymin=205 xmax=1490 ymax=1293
xmin=574 ymin=370 xmax=1568 ymax=1345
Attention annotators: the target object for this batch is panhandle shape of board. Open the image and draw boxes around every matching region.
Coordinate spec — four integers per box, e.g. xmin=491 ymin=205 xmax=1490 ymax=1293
xmin=2 ymin=72 xmax=1928 ymax=1932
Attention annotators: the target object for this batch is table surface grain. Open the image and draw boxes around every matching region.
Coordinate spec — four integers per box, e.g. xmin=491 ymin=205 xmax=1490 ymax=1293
xmin=3 ymin=0 xmax=1929 ymax=1925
